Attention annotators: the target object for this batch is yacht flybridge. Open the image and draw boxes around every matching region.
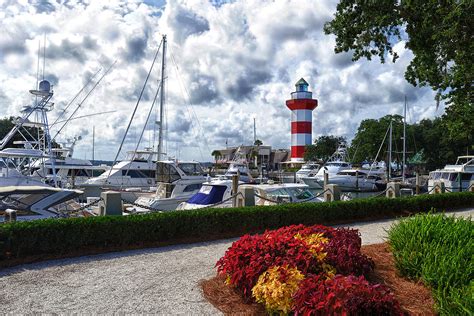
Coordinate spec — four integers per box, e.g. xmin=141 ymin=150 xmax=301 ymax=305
xmin=80 ymin=149 xmax=158 ymax=200
xmin=301 ymin=144 xmax=352 ymax=189
xmin=428 ymin=156 xmax=474 ymax=192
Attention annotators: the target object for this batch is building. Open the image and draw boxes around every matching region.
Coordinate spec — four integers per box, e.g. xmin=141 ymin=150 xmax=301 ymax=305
xmin=285 ymin=78 xmax=318 ymax=162
xmin=212 ymin=145 xmax=290 ymax=170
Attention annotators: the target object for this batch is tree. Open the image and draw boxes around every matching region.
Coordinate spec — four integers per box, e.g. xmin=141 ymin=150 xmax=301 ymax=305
xmin=254 ymin=139 xmax=263 ymax=146
xmin=211 ymin=150 xmax=221 ymax=165
xmin=324 ymin=1 xmax=473 ymax=143
xmin=349 ymin=115 xmax=405 ymax=163
xmin=304 ymin=135 xmax=346 ymax=161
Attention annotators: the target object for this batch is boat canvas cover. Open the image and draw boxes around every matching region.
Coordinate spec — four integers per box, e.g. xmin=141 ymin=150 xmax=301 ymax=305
xmin=187 ymin=185 xmax=227 ymax=205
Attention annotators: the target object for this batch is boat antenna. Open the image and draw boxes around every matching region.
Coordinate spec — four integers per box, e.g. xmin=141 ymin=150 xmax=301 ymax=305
xmin=42 ymin=34 xmax=46 ymax=81
xmin=105 ymin=38 xmax=163 ymax=182
xmin=157 ymin=34 xmax=166 ymax=161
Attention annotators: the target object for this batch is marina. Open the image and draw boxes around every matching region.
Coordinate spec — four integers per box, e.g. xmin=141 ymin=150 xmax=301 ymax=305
xmin=0 ymin=1 xmax=472 ymax=314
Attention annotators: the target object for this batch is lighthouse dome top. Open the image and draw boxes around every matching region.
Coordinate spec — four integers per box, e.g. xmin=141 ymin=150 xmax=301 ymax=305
xmin=295 ymin=78 xmax=309 ymax=92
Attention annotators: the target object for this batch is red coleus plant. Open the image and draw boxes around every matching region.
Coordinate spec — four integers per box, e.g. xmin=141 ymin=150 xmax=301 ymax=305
xmin=292 ymin=274 xmax=404 ymax=316
xmin=216 ymin=224 xmax=373 ymax=299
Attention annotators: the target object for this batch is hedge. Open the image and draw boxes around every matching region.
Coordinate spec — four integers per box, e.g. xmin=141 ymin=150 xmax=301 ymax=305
xmin=0 ymin=192 xmax=473 ymax=263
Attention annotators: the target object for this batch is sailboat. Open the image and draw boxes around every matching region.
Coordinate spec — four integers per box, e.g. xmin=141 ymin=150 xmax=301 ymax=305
xmin=82 ymin=35 xmax=208 ymax=205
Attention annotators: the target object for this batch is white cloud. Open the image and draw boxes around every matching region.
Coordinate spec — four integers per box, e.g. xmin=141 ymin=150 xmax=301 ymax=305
xmin=0 ymin=0 xmax=445 ymax=162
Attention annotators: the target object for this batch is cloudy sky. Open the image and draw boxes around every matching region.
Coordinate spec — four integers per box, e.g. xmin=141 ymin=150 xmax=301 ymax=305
xmin=0 ymin=0 xmax=446 ymax=162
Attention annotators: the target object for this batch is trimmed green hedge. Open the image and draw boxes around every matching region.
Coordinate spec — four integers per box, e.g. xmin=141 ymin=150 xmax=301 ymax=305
xmin=0 ymin=192 xmax=473 ymax=262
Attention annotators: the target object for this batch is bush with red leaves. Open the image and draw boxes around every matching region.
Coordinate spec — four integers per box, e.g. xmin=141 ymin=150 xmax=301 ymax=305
xmin=215 ymin=224 xmax=373 ymax=299
xmin=325 ymin=228 xmax=374 ymax=276
xmin=292 ymin=274 xmax=404 ymax=315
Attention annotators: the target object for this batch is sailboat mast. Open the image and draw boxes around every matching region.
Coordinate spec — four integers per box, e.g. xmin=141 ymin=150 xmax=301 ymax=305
xmin=388 ymin=119 xmax=392 ymax=181
xmin=92 ymin=125 xmax=95 ymax=162
xmin=402 ymin=96 xmax=407 ymax=183
xmin=157 ymin=35 xmax=166 ymax=161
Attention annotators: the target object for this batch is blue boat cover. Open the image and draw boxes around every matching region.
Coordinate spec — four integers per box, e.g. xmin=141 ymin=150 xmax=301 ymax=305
xmin=187 ymin=185 xmax=227 ymax=205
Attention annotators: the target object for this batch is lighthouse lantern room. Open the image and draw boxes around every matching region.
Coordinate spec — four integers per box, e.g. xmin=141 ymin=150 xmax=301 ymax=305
xmin=285 ymin=78 xmax=318 ymax=162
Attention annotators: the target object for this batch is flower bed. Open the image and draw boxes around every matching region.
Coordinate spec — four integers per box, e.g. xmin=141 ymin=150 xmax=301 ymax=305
xmin=215 ymin=224 xmax=403 ymax=315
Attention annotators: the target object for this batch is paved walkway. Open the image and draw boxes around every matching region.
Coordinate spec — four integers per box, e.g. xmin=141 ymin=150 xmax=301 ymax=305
xmin=0 ymin=208 xmax=472 ymax=314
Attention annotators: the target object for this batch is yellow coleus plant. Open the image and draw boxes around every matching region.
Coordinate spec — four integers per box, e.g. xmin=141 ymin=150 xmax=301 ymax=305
xmin=252 ymin=265 xmax=305 ymax=315
xmin=294 ymin=232 xmax=329 ymax=261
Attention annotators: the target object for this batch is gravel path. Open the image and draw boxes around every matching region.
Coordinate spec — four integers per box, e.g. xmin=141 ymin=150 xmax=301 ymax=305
xmin=1 ymin=208 xmax=472 ymax=314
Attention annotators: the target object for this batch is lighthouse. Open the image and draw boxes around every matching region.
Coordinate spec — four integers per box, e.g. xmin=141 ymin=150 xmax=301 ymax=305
xmin=286 ymin=78 xmax=318 ymax=162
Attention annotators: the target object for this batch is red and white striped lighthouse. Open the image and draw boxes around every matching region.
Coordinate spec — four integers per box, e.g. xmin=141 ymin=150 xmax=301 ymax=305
xmin=286 ymin=78 xmax=318 ymax=162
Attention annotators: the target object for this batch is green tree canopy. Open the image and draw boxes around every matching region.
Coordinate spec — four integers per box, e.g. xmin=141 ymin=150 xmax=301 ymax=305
xmin=254 ymin=139 xmax=263 ymax=146
xmin=324 ymin=0 xmax=473 ymax=108
xmin=304 ymin=135 xmax=346 ymax=162
xmin=349 ymin=114 xmax=469 ymax=170
xmin=325 ymin=1 xmax=473 ymax=165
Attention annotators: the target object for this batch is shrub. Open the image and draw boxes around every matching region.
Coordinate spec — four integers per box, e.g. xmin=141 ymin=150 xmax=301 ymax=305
xmin=216 ymin=224 xmax=339 ymax=298
xmin=1 ymin=192 xmax=473 ymax=262
xmin=292 ymin=274 xmax=404 ymax=315
xmin=388 ymin=213 xmax=474 ymax=315
xmin=252 ymin=265 xmax=305 ymax=314
xmin=216 ymin=224 xmax=373 ymax=300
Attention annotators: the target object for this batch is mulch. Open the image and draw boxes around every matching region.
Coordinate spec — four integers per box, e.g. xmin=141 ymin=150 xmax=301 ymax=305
xmin=200 ymin=242 xmax=436 ymax=316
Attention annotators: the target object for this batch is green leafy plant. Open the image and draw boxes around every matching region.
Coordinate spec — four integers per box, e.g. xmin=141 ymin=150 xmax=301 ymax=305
xmin=388 ymin=213 xmax=474 ymax=315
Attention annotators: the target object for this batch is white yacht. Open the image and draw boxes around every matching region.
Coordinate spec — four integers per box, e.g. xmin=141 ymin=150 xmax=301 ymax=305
xmin=0 ymin=148 xmax=51 ymax=187
xmin=125 ymin=160 xmax=208 ymax=212
xmin=301 ymin=145 xmax=352 ymax=189
xmin=314 ymin=169 xmax=385 ymax=192
xmin=428 ymin=156 xmax=474 ymax=192
xmin=296 ymin=162 xmax=320 ymax=181
xmin=30 ymin=138 xmax=109 ymax=187
xmin=80 ymin=149 xmax=158 ymax=200
xmin=223 ymin=162 xmax=255 ymax=183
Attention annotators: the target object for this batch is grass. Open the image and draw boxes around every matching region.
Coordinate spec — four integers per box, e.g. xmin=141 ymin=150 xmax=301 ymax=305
xmin=388 ymin=212 xmax=473 ymax=315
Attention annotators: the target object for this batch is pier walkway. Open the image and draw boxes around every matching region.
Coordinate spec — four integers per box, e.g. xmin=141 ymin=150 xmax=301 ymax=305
xmin=0 ymin=208 xmax=472 ymax=314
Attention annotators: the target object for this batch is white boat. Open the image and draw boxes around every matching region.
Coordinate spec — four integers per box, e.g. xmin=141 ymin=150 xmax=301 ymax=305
xmin=313 ymin=169 xmax=385 ymax=192
xmin=177 ymin=179 xmax=237 ymax=210
xmin=428 ymin=156 xmax=474 ymax=192
xmin=296 ymin=162 xmax=320 ymax=181
xmin=177 ymin=180 xmax=322 ymax=210
xmin=0 ymin=186 xmax=83 ymax=222
xmin=223 ymin=162 xmax=255 ymax=183
xmin=301 ymin=144 xmax=352 ymax=189
xmin=125 ymin=161 xmax=208 ymax=212
xmin=245 ymin=183 xmax=323 ymax=205
xmin=30 ymin=138 xmax=109 ymax=187
xmin=79 ymin=149 xmax=158 ymax=201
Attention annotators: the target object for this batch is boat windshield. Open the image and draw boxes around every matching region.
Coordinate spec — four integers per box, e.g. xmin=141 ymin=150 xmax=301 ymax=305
xmin=178 ymin=163 xmax=204 ymax=176
xmin=156 ymin=162 xmax=181 ymax=183
xmin=0 ymin=193 xmax=52 ymax=211
xmin=267 ymin=187 xmax=314 ymax=201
